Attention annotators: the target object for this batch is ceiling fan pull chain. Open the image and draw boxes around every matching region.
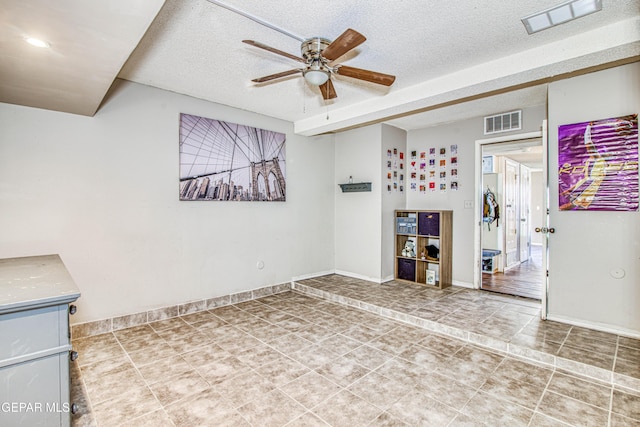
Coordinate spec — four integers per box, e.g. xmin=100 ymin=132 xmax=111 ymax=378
xmin=302 ymin=86 xmax=306 ymax=114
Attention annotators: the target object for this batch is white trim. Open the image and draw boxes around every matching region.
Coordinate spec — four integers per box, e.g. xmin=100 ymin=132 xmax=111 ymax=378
xmin=452 ymin=280 xmax=474 ymax=289
xmin=546 ymin=314 xmax=640 ymax=340
xmin=334 ymin=270 xmax=384 ymax=284
xmin=381 ymin=275 xmax=395 ymax=283
xmin=474 ymin=130 xmax=543 ymax=292
xmin=540 ymin=119 xmax=549 ymax=320
xmin=291 ymin=270 xmax=336 ymax=281
xmin=476 ymin=131 xmax=542 ymax=145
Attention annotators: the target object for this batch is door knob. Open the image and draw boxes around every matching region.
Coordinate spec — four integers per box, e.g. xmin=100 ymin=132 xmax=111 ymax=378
xmin=535 ymin=227 xmax=555 ymax=233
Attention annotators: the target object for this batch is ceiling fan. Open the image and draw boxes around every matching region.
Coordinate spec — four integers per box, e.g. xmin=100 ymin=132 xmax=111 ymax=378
xmin=243 ymin=28 xmax=396 ymax=100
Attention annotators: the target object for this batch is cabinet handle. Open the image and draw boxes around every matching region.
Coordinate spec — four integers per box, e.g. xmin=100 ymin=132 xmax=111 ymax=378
xmin=70 ymin=351 xmax=79 ymax=361
xmin=69 ymin=305 xmax=77 ymax=315
xmin=71 ymin=403 xmax=78 ymax=414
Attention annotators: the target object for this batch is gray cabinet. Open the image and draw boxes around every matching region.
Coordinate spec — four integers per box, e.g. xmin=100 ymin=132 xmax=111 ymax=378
xmin=0 ymin=255 xmax=80 ymax=426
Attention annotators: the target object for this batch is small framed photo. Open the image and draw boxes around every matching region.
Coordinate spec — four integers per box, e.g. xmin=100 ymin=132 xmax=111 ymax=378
xmin=426 ymin=269 xmax=436 ymax=285
xmin=482 ymin=155 xmax=494 ymax=173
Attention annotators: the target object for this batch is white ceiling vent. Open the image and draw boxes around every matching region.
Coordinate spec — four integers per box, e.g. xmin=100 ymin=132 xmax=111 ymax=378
xmin=484 ymin=110 xmax=522 ymax=135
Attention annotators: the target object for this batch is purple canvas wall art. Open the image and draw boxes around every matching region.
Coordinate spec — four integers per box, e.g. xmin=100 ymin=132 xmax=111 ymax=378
xmin=558 ymin=114 xmax=638 ymax=211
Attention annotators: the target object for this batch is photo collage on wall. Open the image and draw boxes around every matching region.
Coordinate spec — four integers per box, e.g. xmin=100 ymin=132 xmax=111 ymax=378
xmin=386 ymin=148 xmax=404 ymax=193
xmin=408 ymin=144 xmax=459 ymax=193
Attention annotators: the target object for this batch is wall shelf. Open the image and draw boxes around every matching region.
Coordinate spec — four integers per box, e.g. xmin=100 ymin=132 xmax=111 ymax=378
xmin=339 ymin=182 xmax=372 ymax=193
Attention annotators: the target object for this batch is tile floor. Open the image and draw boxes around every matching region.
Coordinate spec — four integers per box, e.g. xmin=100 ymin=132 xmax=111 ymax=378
xmin=294 ymin=275 xmax=640 ymax=389
xmin=70 ymin=275 xmax=640 ymax=426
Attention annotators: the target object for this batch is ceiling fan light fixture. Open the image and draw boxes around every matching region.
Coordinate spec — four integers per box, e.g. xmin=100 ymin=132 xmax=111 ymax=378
xmin=244 ymin=28 xmax=395 ymax=100
xmin=301 ymin=37 xmax=331 ymax=85
xmin=304 ymin=69 xmax=329 ymax=86
xmin=303 ymin=61 xmax=330 ymax=85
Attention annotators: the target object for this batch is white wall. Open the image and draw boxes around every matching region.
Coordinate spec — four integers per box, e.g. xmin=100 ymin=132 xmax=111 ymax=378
xmin=334 ymin=125 xmax=383 ymax=281
xmin=406 ymin=105 xmax=546 ymax=287
xmin=547 ymin=62 xmax=640 ymax=334
xmin=333 ymin=124 xmax=406 ymax=282
xmin=381 ymin=125 xmax=408 ymax=281
xmin=406 ymin=125 xmax=475 ymax=286
xmin=0 ymin=80 xmax=335 ymax=324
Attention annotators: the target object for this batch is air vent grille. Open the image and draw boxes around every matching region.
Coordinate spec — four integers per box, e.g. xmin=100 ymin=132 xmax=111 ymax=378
xmin=484 ymin=110 xmax=522 ymax=135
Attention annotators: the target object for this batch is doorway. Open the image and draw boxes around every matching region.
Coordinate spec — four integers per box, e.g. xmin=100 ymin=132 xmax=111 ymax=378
xmin=479 ymin=138 xmax=544 ymax=300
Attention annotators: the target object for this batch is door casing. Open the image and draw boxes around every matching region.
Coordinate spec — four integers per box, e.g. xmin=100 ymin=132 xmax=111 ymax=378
xmin=473 ymin=128 xmax=548 ymax=319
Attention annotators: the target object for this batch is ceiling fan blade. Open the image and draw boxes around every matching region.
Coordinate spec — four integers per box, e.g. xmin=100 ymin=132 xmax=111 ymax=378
xmin=322 ymin=29 xmax=366 ymax=61
xmin=335 ymin=65 xmax=396 ymax=86
xmin=251 ymin=69 xmax=301 ymax=83
xmin=319 ymin=79 xmax=337 ymax=100
xmin=242 ymin=40 xmax=306 ymax=64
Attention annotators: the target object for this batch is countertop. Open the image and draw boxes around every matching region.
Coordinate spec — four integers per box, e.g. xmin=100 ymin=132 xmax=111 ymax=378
xmin=0 ymin=254 xmax=80 ymax=314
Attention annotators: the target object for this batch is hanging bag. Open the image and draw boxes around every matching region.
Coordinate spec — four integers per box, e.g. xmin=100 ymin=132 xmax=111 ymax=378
xmin=483 ymin=188 xmax=499 ymax=230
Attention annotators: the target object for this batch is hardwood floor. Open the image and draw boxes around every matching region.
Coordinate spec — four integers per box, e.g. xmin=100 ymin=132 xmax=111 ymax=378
xmin=481 ymin=245 xmax=543 ymax=300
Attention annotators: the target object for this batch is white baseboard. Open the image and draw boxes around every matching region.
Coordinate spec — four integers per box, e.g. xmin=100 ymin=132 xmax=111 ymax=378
xmin=546 ymin=314 xmax=640 ymax=339
xmin=452 ymin=280 xmax=474 ymax=289
xmin=381 ymin=274 xmax=395 ymax=283
xmin=334 ymin=270 xmax=384 ymax=284
xmin=291 ymin=270 xmax=336 ymax=282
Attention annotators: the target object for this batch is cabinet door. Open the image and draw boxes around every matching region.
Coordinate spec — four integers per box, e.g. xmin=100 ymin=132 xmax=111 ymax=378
xmin=0 ymin=305 xmax=68 ymax=359
xmin=0 ymin=305 xmax=71 ymax=426
xmin=0 ymin=352 xmax=70 ymax=426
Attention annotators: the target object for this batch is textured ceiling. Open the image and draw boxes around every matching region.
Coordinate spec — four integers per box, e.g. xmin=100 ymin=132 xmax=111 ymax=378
xmin=1 ymin=0 xmax=639 ymax=135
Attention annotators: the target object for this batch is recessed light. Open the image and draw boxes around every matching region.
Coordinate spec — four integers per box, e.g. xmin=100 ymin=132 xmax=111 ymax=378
xmin=25 ymin=37 xmax=51 ymax=48
xmin=521 ymin=0 xmax=602 ymax=34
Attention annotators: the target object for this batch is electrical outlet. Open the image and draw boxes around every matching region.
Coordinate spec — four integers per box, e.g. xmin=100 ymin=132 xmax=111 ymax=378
xmin=464 ymin=200 xmax=473 ymax=209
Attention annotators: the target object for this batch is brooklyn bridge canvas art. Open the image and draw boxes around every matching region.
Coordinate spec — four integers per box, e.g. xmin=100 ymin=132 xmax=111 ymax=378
xmin=179 ymin=113 xmax=286 ymax=201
